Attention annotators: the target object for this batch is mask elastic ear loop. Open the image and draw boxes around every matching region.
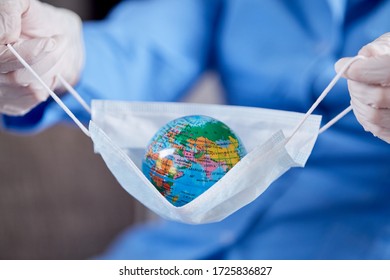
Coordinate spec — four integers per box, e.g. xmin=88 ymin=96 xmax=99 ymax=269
xmin=318 ymin=105 xmax=352 ymax=134
xmin=6 ymin=43 xmax=91 ymax=137
xmin=287 ymin=55 xmax=364 ymax=143
xmin=56 ymin=74 xmax=91 ymax=114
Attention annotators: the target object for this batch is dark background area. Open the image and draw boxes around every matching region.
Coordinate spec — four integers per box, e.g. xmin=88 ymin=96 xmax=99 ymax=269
xmin=91 ymin=0 xmax=122 ymax=19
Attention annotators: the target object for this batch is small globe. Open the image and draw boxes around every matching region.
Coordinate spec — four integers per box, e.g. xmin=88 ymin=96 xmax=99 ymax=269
xmin=142 ymin=115 xmax=246 ymax=207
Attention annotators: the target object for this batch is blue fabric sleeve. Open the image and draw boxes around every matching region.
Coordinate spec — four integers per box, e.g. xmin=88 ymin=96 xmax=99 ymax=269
xmin=2 ymin=0 xmax=219 ymax=133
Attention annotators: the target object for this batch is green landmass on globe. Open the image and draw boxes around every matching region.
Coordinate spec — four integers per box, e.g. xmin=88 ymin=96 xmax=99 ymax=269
xmin=142 ymin=115 xmax=247 ymax=207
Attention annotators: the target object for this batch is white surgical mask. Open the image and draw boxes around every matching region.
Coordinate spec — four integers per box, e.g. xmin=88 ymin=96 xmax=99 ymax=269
xmin=7 ymin=44 xmax=362 ymax=224
xmin=89 ymin=101 xmax=320 ymax=224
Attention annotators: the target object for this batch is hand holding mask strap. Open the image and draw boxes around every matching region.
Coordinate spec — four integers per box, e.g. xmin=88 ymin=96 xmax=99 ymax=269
xmin=6 ymin=43 xmax=91 ymax=137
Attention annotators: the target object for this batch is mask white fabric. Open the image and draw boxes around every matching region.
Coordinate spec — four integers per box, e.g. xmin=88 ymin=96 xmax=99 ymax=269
xmin=89 ymin=101 xmax=321 ymax=224
xmin=7 ymin=44 xmax=361 ymax=225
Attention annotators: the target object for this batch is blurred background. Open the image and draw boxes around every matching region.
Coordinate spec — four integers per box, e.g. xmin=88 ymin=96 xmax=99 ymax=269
xmin=0 ymin=0 xmax=223 ymax=259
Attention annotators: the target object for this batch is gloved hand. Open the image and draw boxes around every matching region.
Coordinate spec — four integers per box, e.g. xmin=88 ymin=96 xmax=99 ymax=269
xmin=0 ymin=0 xmax=84 ymax=116
xmin=335 ymin=33 xmax=390 ymax=144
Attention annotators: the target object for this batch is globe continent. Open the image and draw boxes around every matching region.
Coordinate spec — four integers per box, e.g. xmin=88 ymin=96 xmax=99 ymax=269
xmin=142 ymin=115 xmax=246 ymax=207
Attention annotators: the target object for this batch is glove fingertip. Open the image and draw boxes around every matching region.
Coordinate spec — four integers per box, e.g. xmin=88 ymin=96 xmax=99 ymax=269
xmin=32 ymin=87 xmax=50 ymax=102
xmin=334 ymin=57 xmax=351 ymax=74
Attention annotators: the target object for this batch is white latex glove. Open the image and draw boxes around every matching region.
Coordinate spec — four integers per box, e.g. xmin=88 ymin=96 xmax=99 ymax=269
xmin=335 ymin=33 xmax=390 ymax=144
xmin=0 ymin=0 xmax=84 ymax=116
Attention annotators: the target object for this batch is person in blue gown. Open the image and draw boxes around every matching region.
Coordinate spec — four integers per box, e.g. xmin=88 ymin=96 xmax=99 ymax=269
xmin=0 ymin=0 xmax=389 ymax=259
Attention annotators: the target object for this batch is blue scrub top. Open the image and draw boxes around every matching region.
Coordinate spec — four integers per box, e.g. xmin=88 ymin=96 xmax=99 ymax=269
xmin=3 ymin=0 xmax=390 ymax=259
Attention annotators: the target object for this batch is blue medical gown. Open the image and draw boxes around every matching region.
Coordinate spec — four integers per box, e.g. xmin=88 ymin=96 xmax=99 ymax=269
xmin=3 ymin=0 xmax=390 ymax=259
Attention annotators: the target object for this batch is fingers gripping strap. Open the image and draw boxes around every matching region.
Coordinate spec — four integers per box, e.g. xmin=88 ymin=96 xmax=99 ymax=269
xmin=288 ymin=55 xmax=364 ymax=141
xmin=6 ymin=44 xmax=91 ymax=137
